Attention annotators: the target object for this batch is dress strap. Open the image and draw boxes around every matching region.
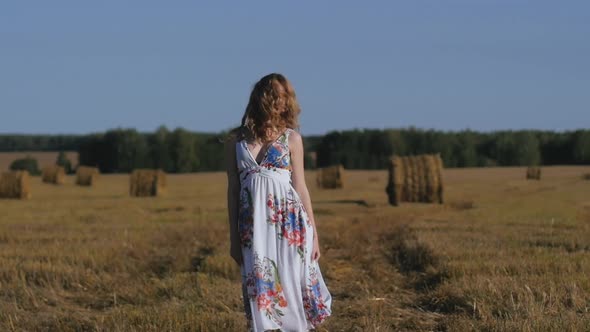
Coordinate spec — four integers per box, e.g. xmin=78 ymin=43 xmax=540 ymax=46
xmin=284 ymin=128 xmax=293 ymax=142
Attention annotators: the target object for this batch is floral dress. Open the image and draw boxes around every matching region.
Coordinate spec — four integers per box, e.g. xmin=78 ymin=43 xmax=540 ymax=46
xmin=236 ymin=128 xmax=332 ymax=331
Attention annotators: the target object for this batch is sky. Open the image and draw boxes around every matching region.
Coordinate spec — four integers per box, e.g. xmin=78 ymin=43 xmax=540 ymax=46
xmin=0 ymin=1 xmax=588 ymax=135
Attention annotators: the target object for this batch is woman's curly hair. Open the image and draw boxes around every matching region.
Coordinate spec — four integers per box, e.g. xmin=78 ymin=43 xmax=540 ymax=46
xmin=238 ymin=73 xmax=301 ymax=142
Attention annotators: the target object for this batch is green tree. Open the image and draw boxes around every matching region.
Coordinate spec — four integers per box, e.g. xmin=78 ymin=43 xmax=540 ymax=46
xmin=572 ymin=130 xmax=590 ymax=164
xmin=102 ymin=129 xmax=149 ymax=172
xmin=169 ymin=128 xmax=199 ymax=173
xmin=10 ymin=156 xmax=41 ymax=175
xmin=56 ymin=151 xmax=73 ymax=174
xmin=387 ymin=130 xmax=407 ymax=157
xmin=454 ymin=131 xmax=478 ymax=167
xmin=197 ymin=134 xmax=224 ymax=171
xmin=495 ymin=131 xmax=541 ymax=166
xmin=148 ymin=126 xmax=173 ymax=171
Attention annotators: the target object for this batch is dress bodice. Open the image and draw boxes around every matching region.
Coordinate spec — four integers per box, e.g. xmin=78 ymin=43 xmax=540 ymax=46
xmin=236 ymin=128 xmax=293 ymax=185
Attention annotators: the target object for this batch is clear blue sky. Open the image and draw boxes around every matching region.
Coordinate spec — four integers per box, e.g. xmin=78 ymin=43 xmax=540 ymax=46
xmin=1 ymin=1 xmax=588 ymax=135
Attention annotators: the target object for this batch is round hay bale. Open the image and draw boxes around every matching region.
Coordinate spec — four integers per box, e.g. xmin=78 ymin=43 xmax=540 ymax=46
xmin=317 ymin=165 xmax=344 ymax=189
xmin=130 ymin=169 xmax=167 ymax=197
xmin=41 ymin=165 xmax=65 ymax=185
xmin=386 ymin=156 xmax=404 ymax=206
xmin=76 ymin=166 xmax=100 ymax=186
xmin=0 ymin=170 xmax=31 ymax=199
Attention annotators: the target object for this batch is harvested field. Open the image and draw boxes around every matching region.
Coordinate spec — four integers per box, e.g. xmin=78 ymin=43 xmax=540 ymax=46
xmin=0 ymin=166 xmax=589 ymax=331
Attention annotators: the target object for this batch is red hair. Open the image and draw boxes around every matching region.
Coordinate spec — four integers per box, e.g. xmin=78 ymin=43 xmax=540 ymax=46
xmin=240 ymin=73 xmax=301 ymax=142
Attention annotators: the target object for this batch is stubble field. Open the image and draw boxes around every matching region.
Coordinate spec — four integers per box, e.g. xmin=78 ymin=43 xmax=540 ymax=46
xmin=1 ymin=166 xmax=589 ymax=331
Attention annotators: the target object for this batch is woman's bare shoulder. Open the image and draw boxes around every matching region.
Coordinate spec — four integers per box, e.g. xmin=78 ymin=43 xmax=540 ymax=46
xmin=288 ymin=129 xmax=303 ymax=148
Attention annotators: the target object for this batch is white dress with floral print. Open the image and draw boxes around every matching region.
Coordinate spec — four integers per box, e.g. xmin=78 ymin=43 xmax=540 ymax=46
xmin=236 ymin=128 xmax=332 ymax=331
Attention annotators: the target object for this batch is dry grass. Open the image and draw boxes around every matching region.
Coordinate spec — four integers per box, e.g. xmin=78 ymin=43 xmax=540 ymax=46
xmin=1 ymin=166 xmax=590 ymax=331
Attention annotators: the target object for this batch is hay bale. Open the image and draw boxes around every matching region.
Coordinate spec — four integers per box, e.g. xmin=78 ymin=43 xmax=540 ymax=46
xmin=402 ymin=156 xmax=414 ymax=202
xmin=386 ymin=153 xmax=444 ymax=206
xmin=0 ymin=171 xmax=31 ymax=199
xmin=407 ymin=156 xmax=416 ymax=202
xmin=130 ymin=169 xmax=167 ymax=197
xmin=415 ymin=156 xmax=426 ymax=202
xmin=385 ymin=156 xmax=404 ymax=206
xmin=419 ymin=155 xmax=430 ymax=202
xmin=76 ymin=166 xmax=100 ymax=186
xmin=433 ymin=153 xmax=444 ymax=204
xmin=316 ymin=165 xmax=344 ymax=189
xmin=41 ymin=165 xmax=65 ymax=185
xmin=526 ymin=166 xmax=541 ymax=180
xmin=423 ymin=155 xmax=436 ymax=203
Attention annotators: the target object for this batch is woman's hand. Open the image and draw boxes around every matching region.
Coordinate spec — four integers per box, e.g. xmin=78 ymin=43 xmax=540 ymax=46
xmin=312 ymin=233 xmax=321 ymax=261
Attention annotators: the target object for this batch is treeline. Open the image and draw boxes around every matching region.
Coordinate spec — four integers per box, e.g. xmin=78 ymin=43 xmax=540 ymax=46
xmin=316 ymin=128 xmax=590 ymax=168
xmin=77 ymin=126 xmax=227 ymax=173
xmin=0 ymin=135 xmax=80 ymax=152
xmin=1 ymin=127 xmax=589 ymax=172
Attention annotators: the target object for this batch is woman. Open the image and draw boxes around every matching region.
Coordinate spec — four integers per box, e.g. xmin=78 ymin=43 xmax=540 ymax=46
xmin=225 ymin=73 xmax=332 ymax=331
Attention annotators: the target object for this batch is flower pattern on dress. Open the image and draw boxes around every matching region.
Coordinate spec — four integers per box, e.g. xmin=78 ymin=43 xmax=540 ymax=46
xmin=239 ymin=167 xmax=261 ymax=181
xmin=302 ymin=264 xmax=331 ymax=326
xmin=266 ymin=190 xmax=307 ymax=259
xmin=245 ymin=254 xmax=288 ymax=324
xmin=259 ymin=131 xmax=291 ymax=171
xmin=238 ymin=187 xmax=254 ymax=249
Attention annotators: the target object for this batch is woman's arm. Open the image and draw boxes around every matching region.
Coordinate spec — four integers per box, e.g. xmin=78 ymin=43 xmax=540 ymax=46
xmin=225 ymin=137 xmax=242 ymax=265
xmin=289 ymin=130 xmax=321 ymax=261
